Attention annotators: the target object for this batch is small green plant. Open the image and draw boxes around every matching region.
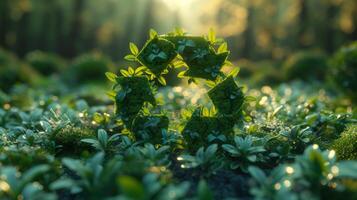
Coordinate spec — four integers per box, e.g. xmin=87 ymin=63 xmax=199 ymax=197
xmin=0 ymin=165 xmax=56 ymax=200
xmin=81 ymin=129 xmax=121 ymax=153
xmin=280 ymin=125 xmax=312 ymax=154
xmin=249 ymin=145 xmax=357 ymax=200
xmin=177 ymin=144 xmax=222 ymax=176
xmin=248 ymin=165 xmax=295 ymax=200
xmin=51 ymin=152 xmax=122 ymax=199
xmin=223 ymin=136 xmax=266 ymax=172
xmin=138 ymin=143 xmax=170 ymax=167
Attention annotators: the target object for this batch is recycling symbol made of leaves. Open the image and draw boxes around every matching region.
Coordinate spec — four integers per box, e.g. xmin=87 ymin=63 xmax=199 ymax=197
xmin=106 ymin=29 xmax=245 ymax=149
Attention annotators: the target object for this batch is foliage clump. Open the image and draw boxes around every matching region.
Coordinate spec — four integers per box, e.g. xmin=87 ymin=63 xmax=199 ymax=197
xmin=283 ymin=51 xmax=328 ymax=81
xmin=0 ymin=48 xmax=37 ymax=91
xmin=0 ymin=146 xmax=57 ymax=171
xmin=208 ymin=76 xmax=244 ymax=115
xmin=330 ymin=41 xmax=357 ymax=99
xmin=69 ymin=52 xmax=114 ymax=83
xmin=115 ymin=76 xmax=156 ymax=126
xmin=164 ymin=35 xmax=229 ymax=80
xmin=25 ymin=50 xmax=65 ymax=75
xmin=182 ymin=107 xmax=235 ymax=149
xmin=137 ymin=37 xmax=177 ymax=76
xmin=132 ymin=115 xmax=169 ymax=144
xmin=113 ymin=28 xmax=242 ymax=146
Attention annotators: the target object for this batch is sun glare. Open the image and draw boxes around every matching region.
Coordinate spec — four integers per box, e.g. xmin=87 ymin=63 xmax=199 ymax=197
xmin=160 ymin=0 xmax=196 ymax=11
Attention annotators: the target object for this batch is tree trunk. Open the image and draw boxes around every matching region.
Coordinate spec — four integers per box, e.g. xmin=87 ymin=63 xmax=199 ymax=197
xmin=66 ymin=0 xmax=84 ymax=57
xmin=0 ymin=0 xmax=9 ymax=48
xmin=241 ymin=3 xmax=255 ymax=59
xmin=298 ymin=0 xmax=308 ymax=48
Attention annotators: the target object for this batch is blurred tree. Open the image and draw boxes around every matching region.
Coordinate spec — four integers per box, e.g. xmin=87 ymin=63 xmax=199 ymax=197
xmin=0 ymin=0 xmax=356 ymax=62
xmin=66 ymin=0 xmax=84 ymax=57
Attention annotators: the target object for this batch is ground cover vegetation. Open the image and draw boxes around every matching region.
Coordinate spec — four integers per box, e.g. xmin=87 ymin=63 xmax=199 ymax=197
xmin=0 ymin=29 xmax=356 ymax=200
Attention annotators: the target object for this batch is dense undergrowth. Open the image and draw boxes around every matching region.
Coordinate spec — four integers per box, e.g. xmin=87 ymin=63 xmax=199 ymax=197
xmin=0 ymin=29 xmax=356 ymax=200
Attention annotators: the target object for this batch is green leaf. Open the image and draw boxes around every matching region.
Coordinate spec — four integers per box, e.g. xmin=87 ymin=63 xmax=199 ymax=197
xmin=198 ymin=180 xmax=213 ymax=200
xmin=135 ymin=66 xmax=147 ymax=74
xmin=128 ymin=66 xmax=135 ymax=75
xmin=93 ymin=113 xmax=104 ymax=123
xmin=106 ymin=91 xmax=116 ymax=100
xmin=120 ymin=69 xmax=130 ymax=77
xmin=248 ymin=166 xmax=267 ymax=184
xmin=98 ymin=129 xmax=108 ymax=148
xmin=129 ymin=42 xmax=139 ymax=55
xmin=173 ymin=60 xmax=186 ymax=68
xmin=218 ymin=42 xmax=228 ymax=53
xmin=337 ymin=161 xmax=357 ymax=179
xmin=225 ymin=60 xmax=234 ymax=66
xmin=205 ymin=144 xmax=218 ymax=159
xmin=177 ymin=71 xmax=186 ymax=78
xmin=81 ymin=138 xmax=98 ymax=145
xmin=21 ymin=165 xmax=50 ymax=186
xmin=228 ymin=67 xmax=240 ymax=77
xmin=248 ymin=166 xmax=267 ymax=185
xmin=175 ymin=27 xmax=185 ymax=36
xmin=116 ymin=91 xmax=126 ymax=102
xmin=105 ymin=72 xmax=118 ymax=82
xmin=222 ymin=144 xmax=239 ymax=155
xmin=50 ymin=178 xmax=77 ymax=191
xmin=158 ymin=76 xmax=166 ymax=85
xmin=149 ymin=29 xmax=158 ymax=39
xmin=208 ymin=28 xmax=216 ymax=43
xmin=117 ymin=176 xmax=145 ymax=199
xmin=202 ymin=107 xmax=210 ymax=116
xmin=62 ymin=158 xmax=82 ymax=172
xmin=124 ymin=54 xmax=136 ymax=61
xmin=245 ymin=95 xmax=256 ymax=102
xmin=205 ymin=80 xmax=216 ymax=88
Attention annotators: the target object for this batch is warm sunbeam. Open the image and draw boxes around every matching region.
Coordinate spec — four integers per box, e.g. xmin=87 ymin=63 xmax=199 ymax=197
xmin=159 ymin=0 xmax=196 ymax=11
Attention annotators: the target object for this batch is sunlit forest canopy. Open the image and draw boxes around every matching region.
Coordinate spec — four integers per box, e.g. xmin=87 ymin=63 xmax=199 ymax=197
xmin=1 ymin=0 xmax=356 ymax=60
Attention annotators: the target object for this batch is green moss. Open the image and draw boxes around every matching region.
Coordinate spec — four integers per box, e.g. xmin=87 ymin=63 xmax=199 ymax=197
xmin=131 ymin=115 xmax=169 ymax=144
xmin=115 ymin=76 xmax=156 ymax=126
xmin=137 ymin=37 xmax=177 ymax=76
xmin=331 ymin=124 xmax=357 ymax=160
xmin=25 ymin=50 xmax=65 ymax=75
xmin=283 ymin=51 xmax=328 ymax=81
xmin=330 ymin=41 xmax=357 ymax=99
xmin=208 ymin=76 xmax=244 ymax=115
xmin=52 ymin=126 xmax=95 ymax=154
